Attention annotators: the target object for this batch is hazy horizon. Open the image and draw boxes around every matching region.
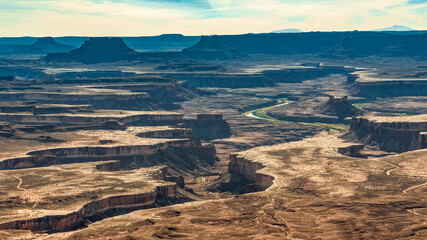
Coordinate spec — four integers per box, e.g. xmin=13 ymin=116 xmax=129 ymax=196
xmin=1 ymin=0 xmax=426 ymax=37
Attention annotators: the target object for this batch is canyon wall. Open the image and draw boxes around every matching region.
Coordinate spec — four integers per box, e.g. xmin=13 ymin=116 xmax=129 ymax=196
xmin=353 ymin=80 xmax=427 ymax=98
xmin=0 ymin=155 xmax=57 ymax=170
xmin=0 ymin=92 xmax=154 ymax=111
xmin=0 ymin=185 xmax=177 ymax=233
xmin=348 ymin=117 xmax=427 ymax=152
xmin=228 ymin=154 xmax=274 ymax=191
xmin=0 ymin=139 xmax=217 ymax=170
xmin=0 ymin=112 xmax=184 ymax=125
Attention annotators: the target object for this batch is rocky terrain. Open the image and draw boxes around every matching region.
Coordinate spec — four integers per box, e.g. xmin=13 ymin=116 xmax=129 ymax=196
xmin=0 ymin=31 xmax=426 ymax=239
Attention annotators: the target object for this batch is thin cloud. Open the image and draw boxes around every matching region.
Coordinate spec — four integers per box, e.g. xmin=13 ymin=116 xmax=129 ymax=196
xmin=407 ymin=0 xmax=427 ymax=4
xmin=0 ymin=0 xmax=425 ymax=36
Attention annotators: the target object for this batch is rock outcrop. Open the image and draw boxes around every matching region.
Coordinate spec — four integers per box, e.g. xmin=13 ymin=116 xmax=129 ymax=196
xmin=315 ymin=96 xmax=363 ymax=119
xmin=96 ymin=160 xmax=121 ymax=171
xmin=228 ymin=154 xmax=274 ymax=191
xmin=338 ymin=144 xmax=365 ymax=158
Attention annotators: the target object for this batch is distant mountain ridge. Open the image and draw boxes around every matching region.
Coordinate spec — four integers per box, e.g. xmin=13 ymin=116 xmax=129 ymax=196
xmin=182 ymin=35 xmax=240 ymax=59
xmin=0 ymin=37 xmax=74 ymax=55
xmin=30 ymin=37 xmax=74 ymax=52
xmin=29 ymin=32 xmax=427 ymax=63
xmin=374 ymin=25 xmax=415 ymax=31
xmin=272 ymin=29 xmax=303 ymax=33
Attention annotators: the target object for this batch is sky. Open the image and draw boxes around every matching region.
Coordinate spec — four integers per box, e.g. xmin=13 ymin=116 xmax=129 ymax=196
xmin=0 ymin=0 xmax=426 ymax=36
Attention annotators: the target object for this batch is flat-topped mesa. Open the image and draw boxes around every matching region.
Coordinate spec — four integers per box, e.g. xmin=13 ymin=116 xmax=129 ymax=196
xmin=350 ymin=71 xmax=427 ymax=98
xmin=348 ymin=115 xmax=427 ymax=152
xmin=43 ymin=37 xmax=138 ymax=63
xmin=182 ymin=35 xmax=240 ymax=59
xmin=316 ymin=95 xmax=363 ymax=119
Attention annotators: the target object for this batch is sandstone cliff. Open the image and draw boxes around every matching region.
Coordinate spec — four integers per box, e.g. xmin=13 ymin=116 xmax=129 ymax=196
xmin=228 ymin=154 xmax=274 ymax=191
xmin=346 ymin=116 xmax=427 ymax=152
xmin=0 ymin=185 xmax=177 ymax=233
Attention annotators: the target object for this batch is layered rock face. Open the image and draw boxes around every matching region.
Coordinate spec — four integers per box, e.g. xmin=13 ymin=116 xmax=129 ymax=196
xmin=136 ymin=128 xmax=193 ymax=139
xmin=0 ymin=124 xmax=220 ymax=170
xmin=0 ymin=111 xmax=183 ymax=125
xmin=0 ymin=75 xmax=199 ymax=111
xmin=43 ymin=37 xmax=138 ymax=63
xmin=348 ymin=116 xmax=427 ymax=152
xmin=0 ymin=92 xmax=153 ymax=111
xmin=0 ymin=155 xmax=57 ymax=170
xmin=228 ymin=154 xmax=274 ymax=191
xmin=0 ymin=185 xmax=177 ymax=233
xmin=354 ymin=79 xmax=427 ymax=98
